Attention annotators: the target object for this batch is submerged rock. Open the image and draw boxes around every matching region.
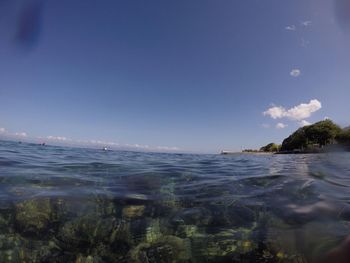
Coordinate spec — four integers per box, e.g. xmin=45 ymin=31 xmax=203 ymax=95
xmin=57 ymin=216 xmax=121 ymax=250
xmin=0 ymin=213 xmax=12 ymax=234
xmin=207 ymin=204 xmax=256 ymax=228
xmin=14 ymin=198 xmax=53 ymax=237
xmin=75 ymin=254 xmax=103 ymax=263
xmin=192 ymin=229 xmax=256 ymax=260
xmin=128 ymin=235 xmax=191 ymax=263
xmin=0 ymin=234 xmax=23 ymax=263
xmin=176 ymin=225 xmax=200 ymax=239
xmin=122 ymin=205 xmax=145 ymax=219
xmin=0 ymin=234 xmax=61 ymax=263
xmin=146 ymin=219 xmax=162 ymax=243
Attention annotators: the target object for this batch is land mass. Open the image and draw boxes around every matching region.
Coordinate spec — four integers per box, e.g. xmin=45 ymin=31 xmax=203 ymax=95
xmin=242 ymin=119 xmax=350 ymax=154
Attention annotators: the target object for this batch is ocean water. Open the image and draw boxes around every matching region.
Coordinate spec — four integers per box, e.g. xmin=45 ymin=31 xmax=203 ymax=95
xmin=0 ymin=140 xmax=350 ymax=262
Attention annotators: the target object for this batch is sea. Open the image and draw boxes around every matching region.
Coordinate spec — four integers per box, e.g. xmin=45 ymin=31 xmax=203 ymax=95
xmin=0 ymin=139 xmax=350 ymax=262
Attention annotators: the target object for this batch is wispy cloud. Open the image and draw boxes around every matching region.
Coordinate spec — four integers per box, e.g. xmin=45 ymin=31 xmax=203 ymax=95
xmin=301 ymin=21 xmax=312 ymax=27
xmin=285 ymin=25 xmax=296 ymax=31
xmin=263 ymin=99 xmax=322 ymax=121
xmin=125 ymin=143 xmax=149 ymax=149
xmin=290 ymin=69 xmax=301 ymax=77
xmin=47 ymin=135 xmax=69 ymax=141
xmin=286 ymin=20 xmax=311 ymax=31
xmin=276 ymin=123 xmax=287 ymax=129
xmin=0 ymin=128 xmax=27 ymax=137
xmin=156 ymin=146 xmax=180 ymax=151
xmin=14 ymin=132 xmax=27 ymax=137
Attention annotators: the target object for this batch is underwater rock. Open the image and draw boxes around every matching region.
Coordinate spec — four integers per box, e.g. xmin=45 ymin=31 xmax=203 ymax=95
xmin=75 ymin=254 xmax=103 ymax=263
xmin=264 ymin=213 xmax=309 ymax=262
xmin=159 ymin=179 xmax=180 ymax=210
xmin=57 ymin=216 xmax=121 ymax=250
xmin=122 ymin=205 xmax=145 ymax=219
xmin=24 ymin=240 xmax=63 ymax=262
xmin=226 ymin=205 xmax=256 ymax=228
xmin=93 ymin=196 xmax=118 ymax=217
xmin=176 ymin=225 xmax=200 ymax=239
xmin=0 ymin=213 xmax=12 ymax=234
xmin=190 ymin=226 xmax=260 ymax=262
xmin=208 ymin=204 xmax=256 ymax=228
xmin=14 ymin=198 xmax=53 ymax=237
xmin=55 ymin=197 xmax=114 ymax=219
xmin=0 ymin=233 xmax=65 ymax=262
xmin=127 ymin=218 xmax=149 ymax=244
xmin=128 ymin=217 xmax=175 ymax=247
xmin=174 ymin=208 xmax=212 ymax=227
xmin=0 ymin=234 xmax=23 ymax=262
xmin=145 ymin=219 xmax=163 ymax=244
xmin=128 ymin=235 xmax=191 ymax=263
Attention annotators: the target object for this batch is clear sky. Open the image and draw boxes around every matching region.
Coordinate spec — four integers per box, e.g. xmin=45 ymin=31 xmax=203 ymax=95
xmin=0 ymin=0 xmax=350 ymax=153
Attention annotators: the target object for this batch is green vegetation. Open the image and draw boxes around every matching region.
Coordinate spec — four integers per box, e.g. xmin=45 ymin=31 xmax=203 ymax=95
xmin=280 ymin=120 xmax=342 ymax=151
xmin=239 ymin=119 xmax=350 ymax=154
xmin=241 ymin=143 xmax=281 ymax=153
xmin=336 ymin=129 xmax=350 ymax=146
xmin=245 ymin=119 xmax=350 ymax=154
xmin=259 ymin=143 xmax=281 ymax=152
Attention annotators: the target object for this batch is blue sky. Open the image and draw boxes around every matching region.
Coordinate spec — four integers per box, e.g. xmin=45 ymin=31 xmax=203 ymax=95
xmin=0 ymin=0 xmax=350 ymax=153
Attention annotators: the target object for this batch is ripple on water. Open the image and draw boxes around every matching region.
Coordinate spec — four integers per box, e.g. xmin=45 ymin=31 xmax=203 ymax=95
xmin=1 ymin=140 xmax=350 ymax=262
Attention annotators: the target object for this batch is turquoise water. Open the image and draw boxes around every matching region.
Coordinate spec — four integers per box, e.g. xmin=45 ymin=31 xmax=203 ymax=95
xmin=0 ymin=140 xmax=350 ymax=262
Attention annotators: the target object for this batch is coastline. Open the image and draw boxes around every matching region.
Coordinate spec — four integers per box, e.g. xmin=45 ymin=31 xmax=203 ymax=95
xmin=220 ymin=151 xmax=273 ymax=155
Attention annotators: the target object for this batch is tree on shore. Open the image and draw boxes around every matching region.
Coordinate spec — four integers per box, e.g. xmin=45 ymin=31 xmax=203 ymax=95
xmin=260 ymin=143 xmax=281 ymax=152
xmin=304 ymin=119 xmax=342 ymax=146
xmin=336 ymin=129 xmax=350 ymax=146
xmin=281 ymin=120 xmax=342 ymax=151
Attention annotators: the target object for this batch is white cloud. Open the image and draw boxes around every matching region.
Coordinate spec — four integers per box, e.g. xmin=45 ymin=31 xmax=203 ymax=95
xmin=127 ymin=143 xmax=149 ymax=149
xmin=156 ymin=146 xmax=180 ymax=151
xmin=276 ymin=123 xmax=287 ymax=129
xmin=285 ymin=25 xmax=296 ymax=31
xmin=106 ymin=142 xmax=119 ymax=146
xmin=88 ymin=140 xmax=119 ymax=146
xmin=299 ymin=120 xmax=311 ymax=126
xmin=286 ymin=99 xmax=322 ymax=120
xmin=14 ymin=132 xmax=27 ymax=137
xmin=47 ymin=136 xmax=69 ymax=141
xmin=290 ymin=69 xmax=301 ymax=77
xmin=263 ymin=99 xmax=322 ymax=121
xmin=301 ymin=21 xmax=312 ymax=27
xmin=122 ymin=143 xmax=179 ymax=152
xmin=0 ymin=128 xmax=5 ymax=133
xmin=263 ymin=106 xmax=286 ymax=119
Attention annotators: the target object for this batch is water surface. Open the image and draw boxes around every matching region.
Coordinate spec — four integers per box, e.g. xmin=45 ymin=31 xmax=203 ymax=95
xmin=0 ymin=140 xmax=350 ymax=262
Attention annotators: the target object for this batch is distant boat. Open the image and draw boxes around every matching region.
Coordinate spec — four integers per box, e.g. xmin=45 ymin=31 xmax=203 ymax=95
xmin=220 ymin=150 xmax=236 ymax=155
xmin=102 ymin=147 xmax=108 ymax=151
